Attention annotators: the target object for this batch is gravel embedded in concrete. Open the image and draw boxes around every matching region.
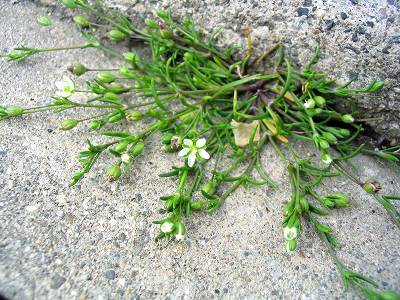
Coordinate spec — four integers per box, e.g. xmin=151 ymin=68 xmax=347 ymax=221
xmin=0 ymin=1 xmax=399 ymax=299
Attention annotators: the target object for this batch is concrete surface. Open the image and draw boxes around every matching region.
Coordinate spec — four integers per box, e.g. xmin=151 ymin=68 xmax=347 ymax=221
xmin=0 ymin=1 xmax=400 ymax=300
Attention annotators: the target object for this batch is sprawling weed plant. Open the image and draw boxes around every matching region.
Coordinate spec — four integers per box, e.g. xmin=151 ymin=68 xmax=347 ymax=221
xmin=1 ymin=0 xmax=399 ymax=298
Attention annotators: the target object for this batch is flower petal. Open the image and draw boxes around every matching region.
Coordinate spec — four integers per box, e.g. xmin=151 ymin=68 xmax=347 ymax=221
xmin=178 ymin=148 xmax=190 ymax=157
xmin=196 ymin=138 xmax=206 ymax=148
xmin=183 ymin=139 xmax=193 ymax=147
xmin=198 ymin=149 xmax=210 ymax=160
xmin=187 ymin=152 xmax=196 ymax=167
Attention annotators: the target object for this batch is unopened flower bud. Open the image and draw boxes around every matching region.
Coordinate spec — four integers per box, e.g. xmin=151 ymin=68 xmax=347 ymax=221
xmin=202 ymin=180 xmax=217 ymax=195
xmin=314 ymin=95 xmax=326 ymax=107
xmin=37 ymin=16 xmax=51 ymax=26
xmin=115 ymin=140 xmax=130 ymax=153
xmin=108 ymin=112 xmax=124 ymax=123
xmin=190 ymin=201 xmax=204 ymax=210
xmin=89 ymin=120 xmax=104 ymax=130
xmin=175 ymin=222 xmax=186 ymax=241
xmin=104 ymin=92 xmax=120 ymax=101
xmin=145 ymin=18 xmax=158 ymax=29
xmin=130 ymin=141 xmax=145 ymax=157
xmin=319 ymin=138 xmax=330 ymax=150
xmin=161 ymin=133 xmax=173 ymax=145
xmin=126 ymin=110 xmax=142 ymax=122
xmin=73 ymin=15 xmax=90 ymax=27
xmin=106 ymin=164 xmax=122 ymax=181
xmin=160 ymin=221 xmax=174 ymax=233
xmin=119 ymin=67 xmax=135 ymax=79
xmin=304 ymin=98 xmax=315 ymax=109
xmin=286 ymin=239 xmax=297 ymax=253
xmin=321 ymin=153 xmax=332 ymax=165
xmin=6 ymin=105 xmax=24 ymax=116
xmin=121 ymin=153 xmax=131 ymax=164
xmin=97 ymin=71 xmax=115 ymax=83
xmin=328 ymin=192 xmax=350 ymax=208
xmin=322 ymin=132 xmax=337 ymax=144
xmin=379 ymin=291 xmax=400 ymax=300
xmin=156 ymin=9 xmax=168 ymax=19
xmin=123 ymin=52 xmax=137 ymax=65
xmin=341 ymin=114 xmax=354 ymax=123
xmin=108 ymin=29 xmax=128 ymax=42
xmin=160 ymin=29 xmax=173 ymax=39
xmin=300 ymin=197 xmax=309 ymax=212
xmin=60 ymin=119 xmax=78 ymax=130
xmin=339 ymin=128 xmax=351 ymax=137
xmin=61 ymin=0 xmax=78 ymax=9
xmin=68 ymin=63 xmax=87 ymax=76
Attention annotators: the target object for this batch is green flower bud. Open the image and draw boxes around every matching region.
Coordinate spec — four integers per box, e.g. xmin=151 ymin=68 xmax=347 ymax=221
xmin=123 ymin=52 xmax=137 ymax=65
xmin=106 ymin=164 xmax=122 ymax=181
xmin=339 ymin=128 xmax=351 ymax=137
xmin=73 ymin=15 xmax=90 ymax=27
xmin=304 ymin=98 xmax=315 ymax=109
xmin=6 ymin=105 xmax=24 ymax=116
xmin=316 ymin=223 xmax=332 ymax=234
xmin=286 ymin=239 xmax=297 ymax=253
xmin=145 ymin=18 xmax=158 ymax=29
xmin=115 ymin=140 xmax=130 ymax=153
xmin=163 ymin=145 xmax=175 ymax=153
xmin=322 ymin=193 xmax=349 ymax=208
xmin=61 ymin=0 xmax=78 ymax=9
xmin=119 ymin=67 xmax=135 ymax=79
xmin=341 ymin=114 xmax=354 ymax=123
xmin=155 ymin=9 xmax=168 ymax=19
xmin=60 ymin=118 xmax=78 ymax=130
xmin=202 ymin=180 xmax=217 ymax=195
xmin=104 ymin=92 xmax=120 ymax=101
xmin=160 ymin=29 xmax=173 ymax=39
xmin=97 ymin=71 xmax=116 ymax=83
xmin=321 ymin=153 xmax=333 ymax=165
xmin=300 ymin=197 xmax=309 ymax=212
xmin=319 ymin=138 xmax=330 ymax=150
xmin=161 ymin=133 xmax=173 ymax=145
xmin=108 ymin=29 xmax=128 ymax=42
xmin=126 ymin=110 xmax=142 ymax=122
xmin=322 ymin=132 xmax=337 ymax=144
xmin=314 ymin=95 xmax=326 ymax=108
xmin=37 ymin=16 xmax=51 ymax=26
xmin=182 ymin=17 xmax=192 ymax=27
xmin=89 ymin=120 xmax=104 ymax=130
xmin=190 ymin=201 xmax=204 ymax=210
xmin=108 ymin=112 xmax=125 ymax=123
xmin=322 ymin=196 xmax=335 ymax=208
xmin=179 ymin=111 xmax=196 ymax=124
xmin=130 ymin=141 xmax=145 ymax=157
xmin=67 ymin=63 xmax=87 ymax=76
xmin=184 ymin=52 xmax=194 ymax=63
xmin=367 ymin=80 xmax=384 ymax=92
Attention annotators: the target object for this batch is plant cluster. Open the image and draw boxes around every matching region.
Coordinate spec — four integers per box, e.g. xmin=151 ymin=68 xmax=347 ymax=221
xmin=1 ymin=0 xmax=399 ymax=298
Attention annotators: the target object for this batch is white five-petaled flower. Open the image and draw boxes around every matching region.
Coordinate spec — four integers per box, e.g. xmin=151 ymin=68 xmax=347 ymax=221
xmin=160 ymin=221 xmax=174 ymax=233
xmin=178 ymin=138 xmax=210 ymax=167
xmin=283 ymin=226 xmax=298 ymax=241
xmin=55 ymin=76 xmax=75 ymax=97
xmin=121 ymin=153 xmax=131 ymax=164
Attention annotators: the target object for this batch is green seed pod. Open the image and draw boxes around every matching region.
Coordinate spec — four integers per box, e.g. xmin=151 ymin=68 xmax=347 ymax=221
xmin=156 ymin=9 xmax=168 ymax=19
xmin=145 ymin=19 xmax=159 ymax=29
xmin=68 ymin=63 xmax=87 ymax=76
xmin=73 ymin=15 xmax=90 ymax=27
xmin=321 ymin=196 xmax=335 ymax=208
xmin=6 ymin=105 xmax=24 ymax=116
xmin=104 ymin=92 xmax=120 ymax=101
xmin=190 ymin=201 xmax=204 ymax=210
xmin=341 ymin=114 xmax=354 ymax=123
xmin=130 ymin=141 xmax=145 ymax=157
xmin=60 ymin=119 xmax=78 ymax=130
xmin=316 ymin=223 xmax=332 ymax=234
xmin=299 ymin=197 xmax=309 ymax=212
xmin=314 ymin=95 xmax=326 ymax=108
xmin=115 ymin=140 xmax=130 ymax=153
xmin=119 ymin=67 xmax=135 ymax=79
xmin=202 ymin=180 xmax=217 ymax=195
xmin=160 ymin=29 xmax=173 ymax=39
xmin=123 ymin=52 xmax=137 ymax=65
xmin=332 ymin=193 xmax=350 ymax=208
xmin=286 ymin=239 xmax=297 ymax=252
xmin=339 ymin=128 xmax=351 ymax=137
xmin=319 ymin=138 xmax=330 ymax=150
xmin=97 ymin=71 xmax=116 ymax=83
xmin=322 ymin=132 xmax=337 ymax=144
xmin=89 ymin=120 xmax=104 ymax=130
xmin=106 ymin=164 xmax=122 ymax=181
xmin=37 ymin=16 xmax=51 ymax=26
xmin=126 ymin=110 xmax=142 ymax=122
xmin=108 ymin=29 xmax=128 ymax=42
xmin=61 ymin=0 xmax=78 ymax=9
xmin=161 ymin=133 xmax=173 ymax=145
xmin=108 ymin=113 xmax=125 ymax=123
xmin=179 ymin=111 xmax=196 ymax=124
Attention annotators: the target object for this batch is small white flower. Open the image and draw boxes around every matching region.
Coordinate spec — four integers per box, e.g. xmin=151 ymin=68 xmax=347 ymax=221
xmin=283 ymin=226 xmax=297 ymax=241
xmin=55 ymin=76 xmax=75 ymax=97
xmin=175 ymin=233 xmax=184 ymax=241
xmin=178 ymin=138 xmax=210 ymax=167
xmin=321 ymin=153 xmax=333 ymax=165
xmin=160 ymin=221 xmax=174 ymax=233
xmin=304 ymin=99 xmax=315 ymax=109
xmin=121 ymin=153 xmax=131 ymax=164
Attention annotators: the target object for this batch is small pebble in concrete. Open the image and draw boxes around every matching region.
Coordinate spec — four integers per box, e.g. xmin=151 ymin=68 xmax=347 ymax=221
xmin=340 ymin=12 xmax=348 ymax=20
xmin=104 ymin=270 xmax=116 ymax=280
xmin=296 ymin=7 xmax=309 ymax=17
xmin=50 ymin=274 xmax=66 ymax=289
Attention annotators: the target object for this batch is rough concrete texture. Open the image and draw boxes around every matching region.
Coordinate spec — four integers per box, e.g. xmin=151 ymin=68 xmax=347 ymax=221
xmin=37 ymin=0 xmax=400 ymax=144
xmin=0 ymin=1 xmax=400 ymax=300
